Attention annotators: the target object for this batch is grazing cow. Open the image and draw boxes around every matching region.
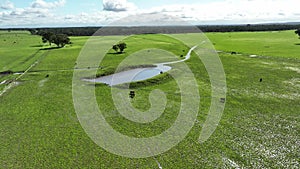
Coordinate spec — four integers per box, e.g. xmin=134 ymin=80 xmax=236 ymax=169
xmin=220 ymin=98 xmax=226 ymax=103
xmin=129 ymin=91 xmax=135 ymax=99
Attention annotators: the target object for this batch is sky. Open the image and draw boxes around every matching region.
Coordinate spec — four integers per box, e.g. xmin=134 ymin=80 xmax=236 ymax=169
xmin=0 ymin=0 xmax=299 ymax=27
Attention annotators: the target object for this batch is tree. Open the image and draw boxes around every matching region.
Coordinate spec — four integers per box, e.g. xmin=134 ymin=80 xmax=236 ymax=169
xmin=52 ymin=34 xmax=70 ymax=47
xmin=41 ymin=32 xmax=70 ymax=48
xmin=295 ymin=28 xmax=300 ymax=38
xmin=118 ymin=42 xmax=127 ymax=53
xmin=112 ymin=42 xmax=127 ymax=53
xmin=41 ymin=31 xmax=55 ymax=45
xmin=112 ymin=45 xmax=118 ymax=52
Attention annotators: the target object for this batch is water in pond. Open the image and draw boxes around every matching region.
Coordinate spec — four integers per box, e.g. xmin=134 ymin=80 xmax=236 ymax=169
xmin=84 ymin=46 xmax=197 ymax=86
xmin=85 ymin=64 xmax=171 ymax=86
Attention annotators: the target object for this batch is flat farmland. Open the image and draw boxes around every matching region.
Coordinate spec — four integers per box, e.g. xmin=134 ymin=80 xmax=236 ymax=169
xmin=0 ymin=30 xmax=299 ymax=168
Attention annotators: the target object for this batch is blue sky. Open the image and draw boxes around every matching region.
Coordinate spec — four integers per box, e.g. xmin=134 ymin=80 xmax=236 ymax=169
xmin=0 ymin=0 xmax=299 ymax=27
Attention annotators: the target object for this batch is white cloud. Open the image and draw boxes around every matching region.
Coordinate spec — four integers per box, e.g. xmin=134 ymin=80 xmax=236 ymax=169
xmin=103 ymin=0 xmax=137 ymax=12
xmin=31 ymin=0 xmax=66 ymax=9
xmin=0 ymin=0 xmax=66 ymax=27
xmin=1 ymin=1 xmax=14 ymax=10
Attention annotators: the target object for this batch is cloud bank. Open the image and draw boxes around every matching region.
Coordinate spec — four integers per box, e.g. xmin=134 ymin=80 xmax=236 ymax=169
xmin=147 ymin=0 xmax=299 ymax=24
xmin=0 ymin=0 xmax=299 ymax=27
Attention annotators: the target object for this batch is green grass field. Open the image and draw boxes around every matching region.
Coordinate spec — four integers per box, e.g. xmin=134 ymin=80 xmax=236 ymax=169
xmin=206 ymin=30 xmax=300 ymax=58
xmin=0 ymin=30 xmax=299 ymax=168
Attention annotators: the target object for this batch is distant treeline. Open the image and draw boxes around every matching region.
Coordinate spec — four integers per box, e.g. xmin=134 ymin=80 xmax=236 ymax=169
xmin=198 ymin=24 xmax=300 ymax=32
xmin=1 ymin=24 xmax=300 ymax=36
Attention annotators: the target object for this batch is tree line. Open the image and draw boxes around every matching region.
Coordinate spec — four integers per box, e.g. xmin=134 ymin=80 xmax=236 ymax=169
xmin=0 ymin=24 xmax=300 ymax=36
xmin=197 ymin=24 xmax=300 ymax=32
xmin=13 ymin=24 xmax=299 ymax=36
xmin=1 ymin=24 xmax=300 ymax=37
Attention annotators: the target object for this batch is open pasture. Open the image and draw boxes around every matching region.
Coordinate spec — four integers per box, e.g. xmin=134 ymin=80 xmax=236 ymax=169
xmin=0 ymin=30 xmax=299 ymax=168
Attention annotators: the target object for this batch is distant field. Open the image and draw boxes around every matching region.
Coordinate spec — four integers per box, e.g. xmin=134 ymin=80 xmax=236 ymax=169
xmin=0 ymin=31 xmax=41 ymax=72
xmin=0 ymin=30 xmax=299 ymax=168
xmin=206 ymin=30 xmax=300 ymax=58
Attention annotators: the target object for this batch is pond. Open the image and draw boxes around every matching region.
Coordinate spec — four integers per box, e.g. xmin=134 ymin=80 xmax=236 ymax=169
xmin=84 ymin=46 xmax=197 ymax=86
xmin=84 ymin=64 xmax=171 ymax=86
